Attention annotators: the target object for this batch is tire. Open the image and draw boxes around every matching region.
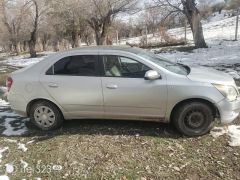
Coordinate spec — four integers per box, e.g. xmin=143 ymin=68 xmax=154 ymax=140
xmin=172 ymin=102 xmax=214 ymax=136
xmin=29 ymin=101 xmax=64 ymax=131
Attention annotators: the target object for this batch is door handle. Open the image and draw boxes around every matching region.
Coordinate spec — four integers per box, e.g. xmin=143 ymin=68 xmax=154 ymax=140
xmin=106 ymin=84 xmax=118 ymax=89
xmin=48 ymin=83 xmax=58 ymax=88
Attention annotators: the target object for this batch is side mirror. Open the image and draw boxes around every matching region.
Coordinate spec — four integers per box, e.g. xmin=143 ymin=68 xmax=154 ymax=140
xmin=144 ymin=70 xmax=161 ymax=80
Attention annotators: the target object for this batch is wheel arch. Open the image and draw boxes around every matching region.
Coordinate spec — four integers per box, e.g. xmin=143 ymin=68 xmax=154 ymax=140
xmin=169 ymin=98 xmax=220 ymax=122
xmin=26 ymin=98 xmax=64 ymax=118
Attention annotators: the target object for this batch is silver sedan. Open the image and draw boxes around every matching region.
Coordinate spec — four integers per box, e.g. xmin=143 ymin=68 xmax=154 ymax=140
xmin=6 ymin=46 xmax=240 ymax=136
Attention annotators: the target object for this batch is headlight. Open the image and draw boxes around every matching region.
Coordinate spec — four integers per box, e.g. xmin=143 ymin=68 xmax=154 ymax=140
xmin=213 ymin=84 xmax=238 ymax=101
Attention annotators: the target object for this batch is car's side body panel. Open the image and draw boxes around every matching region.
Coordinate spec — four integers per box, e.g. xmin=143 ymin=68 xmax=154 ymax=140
xmin=38 ymin=50 xmax=105 ymax=119
xmin=98 ymin=50 xmax=168 ymax=121
xmin=7 ymin=46 xmax=239 ymax=125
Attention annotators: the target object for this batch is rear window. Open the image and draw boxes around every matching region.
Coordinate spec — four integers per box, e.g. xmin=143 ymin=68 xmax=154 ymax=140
xmin=46 ymin=55 xmax=98 ymax=76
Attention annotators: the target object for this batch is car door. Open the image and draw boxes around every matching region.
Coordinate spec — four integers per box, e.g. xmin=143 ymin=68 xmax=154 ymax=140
xmin=100 ymin=54 xmax=167 ymax=121
xmin=40 ymin=54 xmax=104 ymax=118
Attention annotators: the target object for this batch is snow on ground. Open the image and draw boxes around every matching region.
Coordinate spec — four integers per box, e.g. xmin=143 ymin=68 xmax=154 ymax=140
xmin=2 ymin=118 xmax=28 ymax=136
xmin=5 ymin=164 xmax=14 ymax=174
xmin=211 ymin=125 xmax=240 ymax=147
xmin=159 ymin=40 xmax=240 ymax=65
xmin=17 ymin=143 xmax=28 ymax=152
xmin=3 ymin=55 xmax=45 ymax=67
xmin=0 ymin=147 xmax=8 ymax=163
xmin=2 ymin=51 xmax=54 ymax=67
xmin=0 ymin=99 xmax=28 ymax=136
xmin=120 ymin=12 xmax=240 ymax=46
xmin=0 ymin=99 xmax=9 ymax=109
xmin=0 ymin=175 xmax=9 ymax=180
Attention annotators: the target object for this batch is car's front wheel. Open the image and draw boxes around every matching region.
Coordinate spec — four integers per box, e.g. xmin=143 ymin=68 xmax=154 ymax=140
xmin=172 ymin=101 xmax=214 ymax=136
xmin=29 ymin=101 xmax=64 ymax=130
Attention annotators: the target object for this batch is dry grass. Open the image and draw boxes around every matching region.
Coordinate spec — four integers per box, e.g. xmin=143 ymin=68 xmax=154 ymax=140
xmin=0 ymin=118 xmax=240 ymax=180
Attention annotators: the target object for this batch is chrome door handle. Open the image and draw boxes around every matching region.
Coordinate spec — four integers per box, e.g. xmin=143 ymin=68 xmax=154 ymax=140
xmin=106 ymin=84 xmax=118 ymax=89
xmin=48 ymin=83 xmax=58 ymax=88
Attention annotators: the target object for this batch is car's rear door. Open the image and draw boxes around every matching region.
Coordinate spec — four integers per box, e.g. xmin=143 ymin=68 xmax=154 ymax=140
xmin=40 ymin=53 xmax=104 ymax=119
xmin=100 ymin=53 xmax=167 ymax=121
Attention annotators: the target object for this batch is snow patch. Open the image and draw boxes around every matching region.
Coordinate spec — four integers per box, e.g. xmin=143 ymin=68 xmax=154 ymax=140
xmin=26 ymin=140 xmax=35 ymax=145
xmin=3 ymin=52 xmax=54 ymax=67
xmin=210 ymin=125 xmax=240 ymax=147
xmin=2 ymin=118 xmax=28 ymax=136
xmin=210 ymin=126 xmax=228 ymax=138
xmin=17 ymin=143 xmax=28 ymax=152
xmin=228 ymin=125 xmax=240 ymax=147
xmin=0 ymin=175 xmax=9 ymax=180
xmin=5 ymin=163 xmax=14 ymax=173
xmin=0 ymin=99 xmax=9 ymax=107
xmin=0 ymin=147 xmax=9 ymax=163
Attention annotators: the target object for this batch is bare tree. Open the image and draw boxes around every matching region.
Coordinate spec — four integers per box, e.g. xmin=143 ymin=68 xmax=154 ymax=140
xmin=28 ymin=0 xmax=39 ymax=57
xmin=84 ymin=0 xmax=138 ymax=45
xmin=154 ymin=0 xmax=207 ymax=48
xmin=224 ymin=0 xmax=240 ymax=41
xmin=0 ymin=0 xmax=30 ymax=54
xmin=48 ymin=0 xmax=85 ymax=48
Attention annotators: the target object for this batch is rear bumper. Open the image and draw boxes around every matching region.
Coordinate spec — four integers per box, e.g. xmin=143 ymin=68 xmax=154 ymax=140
xmin=216 ymin=97 xmax=240 ymax=124
xmin=7 ymin=93 xmax=28 ymax=117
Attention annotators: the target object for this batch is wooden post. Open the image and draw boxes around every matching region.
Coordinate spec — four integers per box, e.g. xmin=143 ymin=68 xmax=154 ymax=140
xmin=235 ymin=8 xmax=239 ymax=41
xmin=184 ymin=18 xmax=187 ymax=43
xmin=116 ymin=30 xmax=119 ymax=45
xmin=145 ymin=26 xmax=148 ymax=46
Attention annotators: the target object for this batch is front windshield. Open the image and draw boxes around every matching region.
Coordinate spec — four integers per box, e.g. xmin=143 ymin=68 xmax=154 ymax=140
xmin=137 ymin=51 xmax=189 ymax=75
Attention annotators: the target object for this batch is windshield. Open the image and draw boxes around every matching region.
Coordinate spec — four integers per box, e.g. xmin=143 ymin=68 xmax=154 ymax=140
xmin=137 ymin=51 xmax=189 ymax=75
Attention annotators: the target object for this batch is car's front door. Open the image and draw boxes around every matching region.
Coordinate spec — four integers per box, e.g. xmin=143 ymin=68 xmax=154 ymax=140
xmin=100 ymin=55 xmax=167 ymax=121
xmin=40 ymin=54 xmax=104 ymax=118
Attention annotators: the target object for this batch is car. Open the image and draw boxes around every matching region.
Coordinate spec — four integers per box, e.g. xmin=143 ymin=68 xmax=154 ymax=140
xmin=6 ymin=46 xmax=240 ymax=136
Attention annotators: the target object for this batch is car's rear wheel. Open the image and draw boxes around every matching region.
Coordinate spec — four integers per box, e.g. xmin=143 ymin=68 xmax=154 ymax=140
xmin=29 ymin=101 xmax=63 ymax=130
xmin=172 ymin=102 xmax=214 ymax=136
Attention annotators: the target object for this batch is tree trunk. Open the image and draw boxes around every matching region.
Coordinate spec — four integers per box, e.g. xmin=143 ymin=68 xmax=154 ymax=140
xmin=42 ymin=41 xmax=47 ymax=51
xmin=95 ymin=31 xmax=106 ymax=45
xmin=235 ymin=8 xmax=239 ymax=41
xmin=9 ymin=44 xmax=13 ymax=53
xmin=71 ymin=30 xmax=80 ymax=48
xmin=191 ymin=12 xmax=207 ymax=48
xmin=28 ymin=0 xmax=39 ymax=58
xmin=23 ymin=41 xmax=27 ymax=52
xmin=53 ymin=41 xmax=60 ymax=52
xmin=13 ymin=42 xmax=21 ymax=55
xmin=42 ymin=34 xmax=49 ymax=51
xmin=182 ymin=0 xmax=207 ymax=48
xmin=29 ymin=40 xmax=37 ymax=57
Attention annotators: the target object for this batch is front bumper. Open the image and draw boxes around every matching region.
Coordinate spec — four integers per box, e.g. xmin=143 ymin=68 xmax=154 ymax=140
xmin=216 ymin=97 xmax=240 ymax=124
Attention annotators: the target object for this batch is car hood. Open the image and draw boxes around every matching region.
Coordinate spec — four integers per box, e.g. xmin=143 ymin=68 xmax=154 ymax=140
xmin=187 ymin=65 xmax=235 ymax=86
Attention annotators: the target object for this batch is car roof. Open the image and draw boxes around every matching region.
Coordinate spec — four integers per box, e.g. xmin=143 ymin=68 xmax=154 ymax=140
xmin=63 ymin=45 xmax=145 ymax=55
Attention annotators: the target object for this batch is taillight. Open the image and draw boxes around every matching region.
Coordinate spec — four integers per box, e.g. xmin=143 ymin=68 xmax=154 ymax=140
xmin=6 ymin=77 xmax=13 ymax=92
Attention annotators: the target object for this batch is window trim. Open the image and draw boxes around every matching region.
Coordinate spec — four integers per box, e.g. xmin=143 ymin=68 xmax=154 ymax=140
xmin=99 ymin=55 xmax=152 ymax=79
xmin=45 ymin=55 xmax=101 ymax=77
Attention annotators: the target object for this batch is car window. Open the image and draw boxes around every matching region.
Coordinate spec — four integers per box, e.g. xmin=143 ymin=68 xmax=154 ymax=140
xmin=102 ymin=55 xmax=151 ymax=78
xmin=137 ymin=51 xmax=189 ymax=75
xmin=46 ymin=55 xmax=98 ymax=76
